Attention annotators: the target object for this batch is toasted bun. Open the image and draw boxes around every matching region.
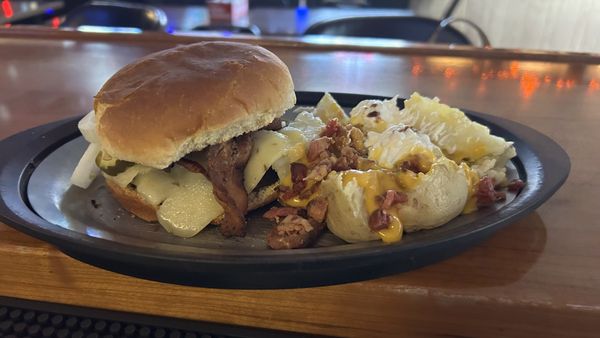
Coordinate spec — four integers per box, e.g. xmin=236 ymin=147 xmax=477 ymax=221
xmin=105 ymin=178 xmax=158 ymax=222
xmin=95 ymin=41 xmax=296 ymax=169
xmin=105 ymin=177 xmax=279 ymax=224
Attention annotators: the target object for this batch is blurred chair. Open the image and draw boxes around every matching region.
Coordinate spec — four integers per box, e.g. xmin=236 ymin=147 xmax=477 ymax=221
xmin=304 ymin=16 xmax=490 ymax=46
xmin=192 ymin=24 xmax=261 ymax=36
xmin=61 ymin=1 xmax=168 ymax=31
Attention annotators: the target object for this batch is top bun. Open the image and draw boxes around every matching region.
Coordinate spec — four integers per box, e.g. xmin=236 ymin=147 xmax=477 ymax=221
xmin=94 ymin=41 xmax=296 ymax=169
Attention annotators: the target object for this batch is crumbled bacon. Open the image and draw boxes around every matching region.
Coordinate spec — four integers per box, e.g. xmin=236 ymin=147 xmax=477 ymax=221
xmin=291 ymin=163 xmax=308 ymax=183
xmin=348 ymin=126 xmax=367 ymax=155
xmin=321 ymin=119 xmax=342 ymax=137
xmin=368 ymin=209 xmax=390 ymax=231
xmin=279 ymin=185 xmax=297 ymax=200
xmin=305 ymin=159 xmax=333 ymax=182
xmin=263 ymin=207 xmax=300 ymax=221
xmin=380 ymin=190 xmax=408 ymax=210
xmin=307 ymin=197 xmax=328 ymax=223
xmin=267 ymin=215 xmax=325 ymax=250
xmin=507 ymin=179 xmax=525 ymax=192
xmin=307 ymin=137 xmax=333 ymax=162
xmin=333 ymin=146 xmax=360 ymax=171
xmin=476 ymin=176 xmax=506 ymax=208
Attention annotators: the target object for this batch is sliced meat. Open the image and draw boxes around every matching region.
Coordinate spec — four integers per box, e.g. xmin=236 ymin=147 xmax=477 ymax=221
xmin=307 ymin=137 xmax=333 ymax=162
xmin=380 ymin=190 xmax=408 ymax=210
xmin=176 ymin=158 xmax=207 ymax=175
xmin=368 ymin=209 xmax=390 ymax=231
xmin=263 ymin=207 xmax=300 ymax=221
xmin=207 ymin=134 xmax=253 ymax=237
xmin=267 ymin=215 xmax=325 ymax=250
xmin=263 ymin=117 xmax=284 ymax=131
xmin=306 ymin=197 xmax=328 ymax=223
xmin=507 ymin=179 xmax=526 ymax=192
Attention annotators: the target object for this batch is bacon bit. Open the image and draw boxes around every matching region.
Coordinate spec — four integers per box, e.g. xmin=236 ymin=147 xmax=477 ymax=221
xmin=291 ymin=162 xmax=308 ymax=183
xmin=307 ymin=197 xmax=328 ymax=223
xmin=299 ymin=181 xmax=320 ymax=199
xmin=381 ymin=190 xmax=408 ymax=210
xmin=507 ymin=179 xmax=526 ymax=192
xmin=305 ymin=160 xmax=333 ymax=182
xmin=476 ymin=176 xmax=499 ymax=207
xmin=176 ymin=158 xmax=207 ymax=175
xmin=267 ymin=215 xmax=325 ymax=250
xmin=279 ymin=186 xmax=298 ymax=200
xmin=348 ymin=126 xmax=367 ymax=155
xmin=263 ymin=207 xmax=300 ymax=221
xmin=292 ymin=180 xmax=307 ymax=193
xmin=321 ymin=119 xmax=342 ymax=137
xmin=307 ymin=137 xmax=333 ymax=162
xmin=368 ymin=209 xmax=390 ymax=231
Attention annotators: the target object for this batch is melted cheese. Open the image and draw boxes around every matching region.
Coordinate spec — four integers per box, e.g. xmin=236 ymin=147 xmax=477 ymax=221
xmin=132 ymin=170 xmax=177 ymax=206
xmin=461 ymin=164 xmax=481 ymax=214
xmin=341 ymin=170 xmax=412 ymax=243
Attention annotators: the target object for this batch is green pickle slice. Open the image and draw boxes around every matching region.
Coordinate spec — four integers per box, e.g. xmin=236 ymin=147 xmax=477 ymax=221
xmin=95 ymin=151 xmax=134 ymax=176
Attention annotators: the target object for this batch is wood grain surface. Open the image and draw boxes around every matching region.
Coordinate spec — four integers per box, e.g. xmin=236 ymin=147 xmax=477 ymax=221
xmin=1 ymin=28 xmax=599 ymax=337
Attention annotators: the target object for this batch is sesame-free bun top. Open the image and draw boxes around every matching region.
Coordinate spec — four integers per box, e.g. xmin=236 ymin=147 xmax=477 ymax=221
xmin=94 ymin=41 xmax=296 ymax=169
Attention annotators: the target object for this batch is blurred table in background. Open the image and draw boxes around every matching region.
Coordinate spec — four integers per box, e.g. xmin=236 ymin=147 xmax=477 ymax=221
xmin=1 ymin=28 xmax=600 ymax=337
xmin=0 ymin=0 xmax=62 ymax=25
xmin=126 ymin=5 xmax=413 ymax=35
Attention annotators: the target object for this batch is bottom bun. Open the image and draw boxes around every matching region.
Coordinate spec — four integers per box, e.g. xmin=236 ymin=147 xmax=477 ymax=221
xmin=106 ymin=178 xmax=158 ymax=222
xmin=105 ymin=177 xmax=279 ymax=225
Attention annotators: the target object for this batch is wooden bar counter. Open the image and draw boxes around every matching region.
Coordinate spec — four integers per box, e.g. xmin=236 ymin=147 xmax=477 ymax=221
xmin=1 ymin=28 xmax=599 ymax=337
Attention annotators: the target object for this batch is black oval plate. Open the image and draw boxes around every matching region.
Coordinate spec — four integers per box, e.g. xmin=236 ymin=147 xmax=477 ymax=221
xmin=0 ymin=92 xmax=570 ymax=289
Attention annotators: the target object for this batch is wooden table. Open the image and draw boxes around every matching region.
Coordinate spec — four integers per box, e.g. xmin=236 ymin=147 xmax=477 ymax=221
xmin=1 ymin=28 xmax=599 ymax=337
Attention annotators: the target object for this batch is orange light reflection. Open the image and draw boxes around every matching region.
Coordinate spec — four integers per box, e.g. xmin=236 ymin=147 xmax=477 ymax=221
xmin=411 ymin=64 xmax=423 ymax=76
xmin=509 ymin=61 xmax=520 ymax=79
xmin=588 ymin=79 xmax=600 ymax=91
xmin=520 ymin=72 xmax=540 ymax=98
xmin=444 ymin=67 xmax=456 ymax=79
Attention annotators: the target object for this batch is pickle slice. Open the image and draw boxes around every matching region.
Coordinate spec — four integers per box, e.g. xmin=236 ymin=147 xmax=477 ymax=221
xmin=95 ymin=151 xmax=134 ymax=176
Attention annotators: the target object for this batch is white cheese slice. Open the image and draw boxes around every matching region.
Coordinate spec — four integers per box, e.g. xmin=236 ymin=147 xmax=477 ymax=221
xmin=132 ymin=170 xmax=178 ymax=206
xmin=244 ymin=130 xmax=290 ymax=192
xmin=157 ymin=170 xmax=224 ymax=238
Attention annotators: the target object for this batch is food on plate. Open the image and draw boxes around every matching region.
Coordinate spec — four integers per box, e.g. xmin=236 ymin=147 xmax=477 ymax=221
xmin=262 ymin=93 xmax=523 ymax=245
xmin=71 ymin=41 xmax=295 ymax=237
xmin=69 ymin=42 xmax=524 ymax=248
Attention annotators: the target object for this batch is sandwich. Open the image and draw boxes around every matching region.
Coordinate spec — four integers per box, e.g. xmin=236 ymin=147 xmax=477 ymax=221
xmin=71 ymin=41 xmax=295 ymax=238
